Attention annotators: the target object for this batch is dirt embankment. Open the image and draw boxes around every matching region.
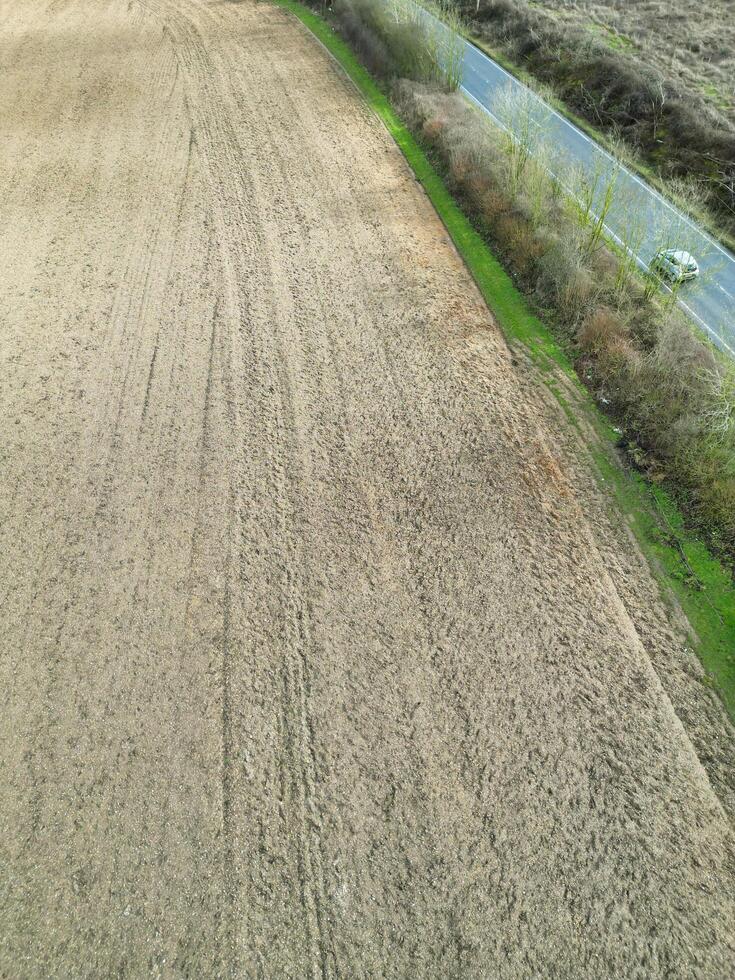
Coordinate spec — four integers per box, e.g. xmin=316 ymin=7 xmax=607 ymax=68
xmin=0 ymin=0 xmax=733 ymax=976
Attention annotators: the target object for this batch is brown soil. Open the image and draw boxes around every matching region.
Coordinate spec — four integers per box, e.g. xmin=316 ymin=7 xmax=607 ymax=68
xmin=1 ymin=0 xmax=733 ymax=976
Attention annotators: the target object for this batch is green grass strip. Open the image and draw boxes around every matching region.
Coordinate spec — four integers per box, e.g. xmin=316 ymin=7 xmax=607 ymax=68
xmin=276 ymin=0 xmax=735 ymax=717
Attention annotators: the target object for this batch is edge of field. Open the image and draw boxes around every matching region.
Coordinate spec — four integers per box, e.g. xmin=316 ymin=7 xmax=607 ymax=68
xmin=274 ymin=0 xmax=735 ymax=719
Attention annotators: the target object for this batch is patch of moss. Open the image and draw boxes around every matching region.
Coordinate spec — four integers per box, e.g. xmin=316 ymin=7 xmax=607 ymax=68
xmin=701 ymin=81 xmax=732 ymax=112
xmin=587 ymin=22 xmax=636 ymax=53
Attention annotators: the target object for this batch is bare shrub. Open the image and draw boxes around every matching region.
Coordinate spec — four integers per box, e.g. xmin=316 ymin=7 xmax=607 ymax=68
xmin=595 ymin=333 xmax=642 ymax=395
xmin=478 ymin=187 xmax=513 ymax=223
xmin=445 ymin=120 xmax=499 ymax=183
xmin=464 ymin=169 xmax=493 ymax=201
xmin=493 ymin=209 xmax=523 ymax=246
xmin=501 ymin=212 xmax=544 ymax=275
xmin=392 ymin=79 xmax=464 ymax=133
xmin=334 ymin=0 xmax=464 ymax=90
xmin=535 ymin=240 xmax=594 ymax=324
xmin=589 ymin=246 xmax=618 ymax=276
xmin=335 ymin=1 xmax=397 ymax=77
xmin=577 ymin=307 xmax=628 ymax=354
xmin=422 ymin=114 xmax=447 ymax=141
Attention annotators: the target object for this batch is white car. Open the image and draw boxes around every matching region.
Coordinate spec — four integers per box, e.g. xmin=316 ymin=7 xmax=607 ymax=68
xmin=650 ymin=249 xmax=699 ymax=283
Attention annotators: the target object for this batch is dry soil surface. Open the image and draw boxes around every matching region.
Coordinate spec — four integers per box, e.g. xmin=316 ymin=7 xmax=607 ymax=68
xmin=1 ymin=0 xmax=734 ymax=977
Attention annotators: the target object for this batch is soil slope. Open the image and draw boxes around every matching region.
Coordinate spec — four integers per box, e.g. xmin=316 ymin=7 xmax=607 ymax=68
xmin=0 ymin=0 xmax=733 ymax=976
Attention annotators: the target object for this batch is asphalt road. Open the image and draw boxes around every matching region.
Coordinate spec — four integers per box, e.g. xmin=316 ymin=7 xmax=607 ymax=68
xmin=426 ymin=9 xmax=735 ymax=355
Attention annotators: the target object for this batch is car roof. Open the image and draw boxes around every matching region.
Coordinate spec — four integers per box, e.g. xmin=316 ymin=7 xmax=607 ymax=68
xmin=663 ymin=249 xmax=697 ymax=264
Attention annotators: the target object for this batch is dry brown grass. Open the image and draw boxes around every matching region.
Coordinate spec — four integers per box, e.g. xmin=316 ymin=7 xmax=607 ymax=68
xmin=537 ymin=0 xmax=735 ymax=125
xmin=578 ymin=307 xmax=629 ymax=354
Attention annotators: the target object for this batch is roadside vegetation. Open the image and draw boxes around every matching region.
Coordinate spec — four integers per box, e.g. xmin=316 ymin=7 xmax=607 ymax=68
xmin=452 ymin=0 xmax=735 ymax=246
xmin=316 ymin=0 xmax=735 ymax=563
xmin=396 ymin=80 xmax=735 ymax=560
xmin=335 ymin=0 xmax=464 ymax=90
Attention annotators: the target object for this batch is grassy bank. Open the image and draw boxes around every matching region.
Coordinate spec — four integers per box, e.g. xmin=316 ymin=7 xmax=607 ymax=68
xmin=275 ymin=0 xmax=735 ymax=716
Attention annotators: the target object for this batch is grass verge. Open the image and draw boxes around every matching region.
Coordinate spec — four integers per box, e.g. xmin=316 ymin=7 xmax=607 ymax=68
xmin=275 ymin=0 xmax=735 ymax=717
